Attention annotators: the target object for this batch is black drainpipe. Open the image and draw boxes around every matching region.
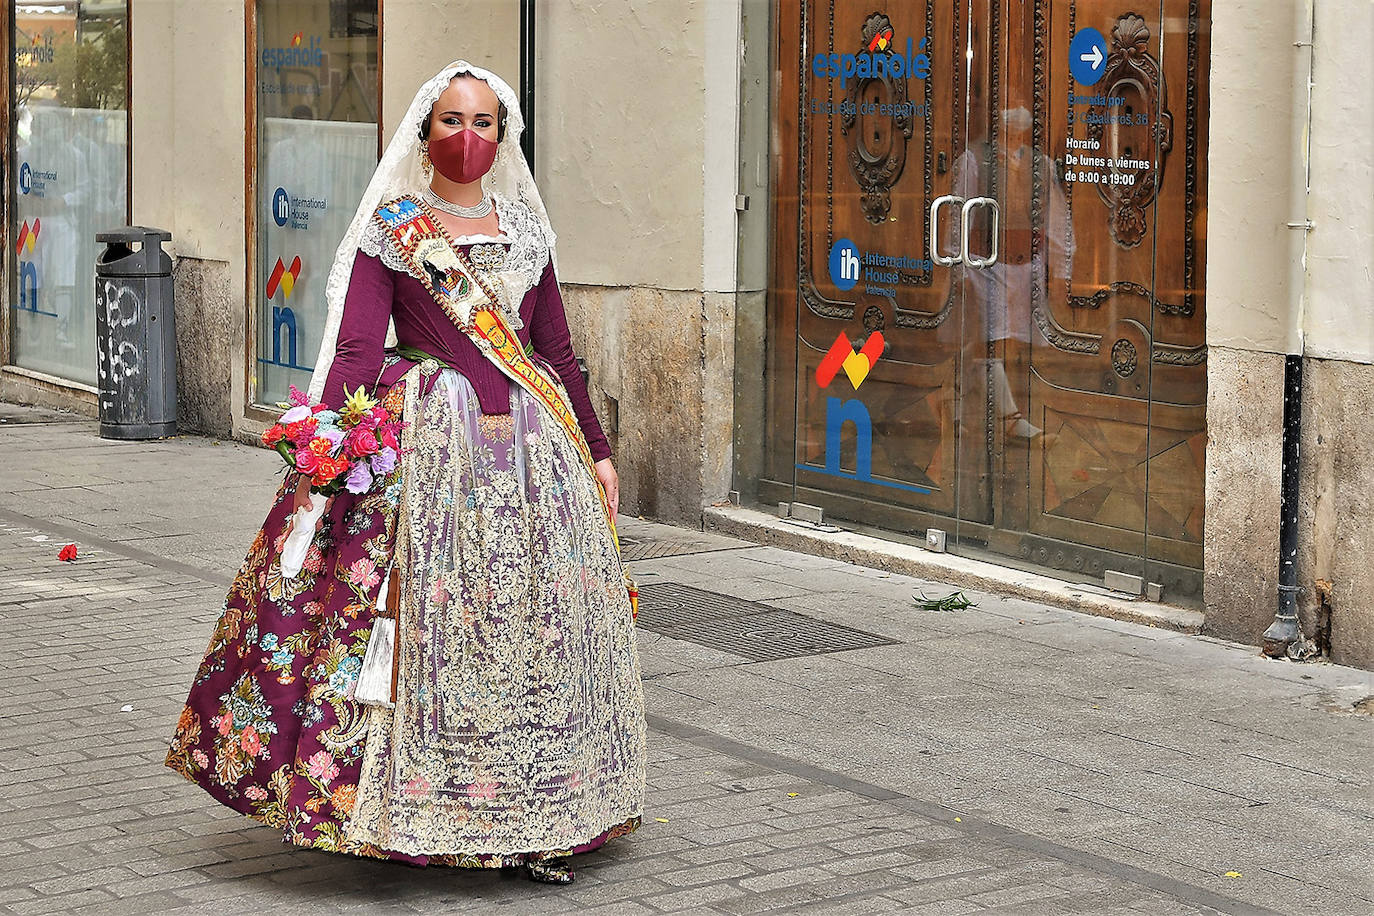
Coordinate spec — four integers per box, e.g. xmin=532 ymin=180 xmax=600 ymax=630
xmin=519 ymin=0 xmax=536 ymax=171
xmin=1262 ymin=354 xmax=1304 ymax=657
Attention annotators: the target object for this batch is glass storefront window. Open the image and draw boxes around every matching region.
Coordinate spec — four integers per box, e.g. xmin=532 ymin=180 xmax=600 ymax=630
xmin=735 ymin=0 xmax=1210 ymax=605
xmin=252 ymin=0 xmax=379 ymax=407
xmin=8 ymin=0 xmax=129 ymax=386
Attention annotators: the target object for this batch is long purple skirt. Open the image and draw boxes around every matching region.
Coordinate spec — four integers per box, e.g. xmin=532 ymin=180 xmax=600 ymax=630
xmin=165 ymin=367 xmax=646 ymax=867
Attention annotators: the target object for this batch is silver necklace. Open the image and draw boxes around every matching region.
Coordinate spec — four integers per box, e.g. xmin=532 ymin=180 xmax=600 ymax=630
xmin=422 ymin=186 xmax=493 ymax=219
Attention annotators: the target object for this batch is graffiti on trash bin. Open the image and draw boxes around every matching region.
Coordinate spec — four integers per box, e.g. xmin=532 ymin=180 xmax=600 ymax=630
xmin=96 ymin=279 xmax=145 ymax=384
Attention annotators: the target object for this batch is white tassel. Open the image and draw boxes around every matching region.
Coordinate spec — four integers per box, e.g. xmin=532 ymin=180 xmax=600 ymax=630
xmin=353 ymin=566 xmax=396 ymax=708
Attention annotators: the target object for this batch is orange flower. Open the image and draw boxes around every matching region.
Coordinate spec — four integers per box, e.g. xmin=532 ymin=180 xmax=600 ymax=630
xmin=331 ymin=784 xmax=358 ymax=814
xmin=311 ymin=456 xmax=349 ymax=487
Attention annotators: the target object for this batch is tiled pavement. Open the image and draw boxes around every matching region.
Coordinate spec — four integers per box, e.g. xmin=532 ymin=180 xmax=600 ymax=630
xmin=1 ymin=402 xmax=1371 ymax=915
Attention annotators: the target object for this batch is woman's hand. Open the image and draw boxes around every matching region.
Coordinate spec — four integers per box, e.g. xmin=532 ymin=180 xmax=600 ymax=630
xmin=594 ymin=458 xmax=619 ymax=524
xmin=289 ymin=474 xmax=333 ymax=533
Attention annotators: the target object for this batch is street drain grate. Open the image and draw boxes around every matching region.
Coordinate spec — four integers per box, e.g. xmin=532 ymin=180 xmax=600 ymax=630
xmin=635 ymin=581 xmax=900 ymax=661
xmin=619 ymin=536 xmax=734 ymax=562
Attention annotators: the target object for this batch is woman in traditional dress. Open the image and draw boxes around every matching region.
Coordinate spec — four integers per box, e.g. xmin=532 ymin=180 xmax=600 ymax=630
xmin=164 ymin=60 xmax=647 ymax=885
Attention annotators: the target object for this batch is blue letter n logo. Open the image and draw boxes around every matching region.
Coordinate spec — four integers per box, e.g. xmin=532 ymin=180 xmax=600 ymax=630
xmin=826 ymin=396 xmax=872 ymax=479
xmin=796 ymin=395 xmax=933 ymax=495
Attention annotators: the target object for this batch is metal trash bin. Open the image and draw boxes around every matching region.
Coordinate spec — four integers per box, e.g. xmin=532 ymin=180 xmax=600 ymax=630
xmin=94 ymin=227 xmax=176 ymax=439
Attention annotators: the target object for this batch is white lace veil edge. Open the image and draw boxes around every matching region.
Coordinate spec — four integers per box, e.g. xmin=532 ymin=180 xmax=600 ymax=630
xmin=306 ymin=60 xmax=558 ymax=403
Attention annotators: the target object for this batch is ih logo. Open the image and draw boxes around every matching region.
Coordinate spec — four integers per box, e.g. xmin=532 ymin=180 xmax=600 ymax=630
xmin=816 ymin=330 xmax=884 ymax=389
xmin=15 ymin=218 xmax=40 ymax=255
xmin=828 ymin=238 xmax=860 ymax=291
xmin=267 ymin=255 xmax=302 ymax=299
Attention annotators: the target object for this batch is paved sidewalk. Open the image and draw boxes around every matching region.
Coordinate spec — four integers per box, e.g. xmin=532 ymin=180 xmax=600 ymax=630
xmin=1 ymin=402 xmax=1371 ymax=916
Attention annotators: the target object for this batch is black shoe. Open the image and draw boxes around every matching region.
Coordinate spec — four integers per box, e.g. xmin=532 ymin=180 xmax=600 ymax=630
xmin=523 ymin=855 xmax=575 ymax=884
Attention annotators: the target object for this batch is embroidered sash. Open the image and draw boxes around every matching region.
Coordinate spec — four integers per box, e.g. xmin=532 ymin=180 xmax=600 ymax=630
xmin=372 ymin=195 xmax=626 ymax=554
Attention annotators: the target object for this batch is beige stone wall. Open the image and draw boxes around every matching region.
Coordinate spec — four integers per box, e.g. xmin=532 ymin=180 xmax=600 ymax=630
xmin=1205 ymin=0 xmax=1306 ymax=354
xmin=129 ymin=0 xmax=248 ymax=436
xmin=1304 ymin=1 xmax=1374 ymax=364
xmin=536 ymin=1 xmax=707 ymax=291
xmin=377 ymin=1 xmax=519 ymax=141
xmin=1296 ymin=358 xmax=1374 ymax=668
xmin=1205 ymin=0 xmax=1374 ymax=667
xmin=1208 ymin=0 xmax=1373 ymax=359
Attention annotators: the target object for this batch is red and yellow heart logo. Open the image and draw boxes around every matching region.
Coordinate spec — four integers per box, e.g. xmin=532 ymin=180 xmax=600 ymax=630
xmin=816 ymin=331 xmax=885 ymax=389
xmin=15 ymin=219 xmax=40 ymax=255
xmin=868 ymin=28 xmax=894 ymax=52
xmin=267 ymin=256 xmax=302 ymax=299
xmin=290 ymin=31 xmax=304 ymax=47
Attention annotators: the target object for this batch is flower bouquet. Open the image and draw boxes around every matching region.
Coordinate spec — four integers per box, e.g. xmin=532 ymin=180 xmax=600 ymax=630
xmin=263 ymin=385 xmax=403 ymax=578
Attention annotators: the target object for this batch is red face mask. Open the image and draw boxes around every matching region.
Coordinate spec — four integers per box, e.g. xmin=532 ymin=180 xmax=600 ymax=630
xmin=428 ymin=129 xmax=498 ymax=184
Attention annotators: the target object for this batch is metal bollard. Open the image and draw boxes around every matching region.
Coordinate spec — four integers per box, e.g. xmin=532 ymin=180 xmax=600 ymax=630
xmin=94 ymin=227 xmax=176 ymax=439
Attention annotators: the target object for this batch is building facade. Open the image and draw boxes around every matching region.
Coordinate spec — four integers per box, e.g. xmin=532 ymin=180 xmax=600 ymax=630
xmin=3 ymin=0 xmax=1371 ymax=667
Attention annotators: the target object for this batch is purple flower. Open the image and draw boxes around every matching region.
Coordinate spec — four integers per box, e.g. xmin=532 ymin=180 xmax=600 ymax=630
xmin=344 ymin=462 xmax=374 ymax=494
xmin=369 ymin=447 xmax=397 ymax=475
xmin=279 ymin=405 xmax=311 ymax=424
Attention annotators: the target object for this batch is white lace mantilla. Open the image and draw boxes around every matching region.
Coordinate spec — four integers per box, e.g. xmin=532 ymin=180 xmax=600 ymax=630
xmin=358 ymin=193 xmax=552 ymax=331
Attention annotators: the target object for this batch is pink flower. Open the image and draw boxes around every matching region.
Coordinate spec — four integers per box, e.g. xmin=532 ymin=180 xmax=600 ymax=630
xmin=294 ymin=445 xmax=321 ymax=475
xmin=192 ymin=749 xmax=210 ymax=769
xmin=287 ymin=385 xmax=310 ymax=407
xmin=347 ymin=558 xmax=381 ymax=591
xmin=431 ymin=578 xmax=451 ymax=605
xmin=239 ymin=726 xmax=262 ymax=757
xmin=403 ymin=776 xmax=431 ymax=798
xmin=345 ymin=427 xmax=379 ymax=458
xmin=214 ymin=714 xmax=232 ymax=737
xmin=245 ymin=784 xmax=269 ymax=801
xmin=469 ymin=779 xmax=500 ymax=801
xmin=379 ymin=426 xmax=400 ymax=451
xmin=303 ymin=600 xmax=325 ymax=617
xmin=302 ymin=545 xmax=325 ymax=574
xmin=306 ymin=750 xmax=339 ymax=783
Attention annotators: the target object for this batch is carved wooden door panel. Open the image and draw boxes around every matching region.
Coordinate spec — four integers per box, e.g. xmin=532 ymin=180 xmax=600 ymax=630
xmin=766 ymin=0 xmax=983 ymax=533
xmin=988 ymin=0 xmax=1209 ymax=596
xmin=764 ymin=0 xmax=1209 ymax=597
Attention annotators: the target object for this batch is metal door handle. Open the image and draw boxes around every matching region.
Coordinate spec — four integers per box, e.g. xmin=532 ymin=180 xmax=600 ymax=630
xmin=960 ymin=197 xmax=1000 ymax=268
xmin=929 ymin=194 xmax=964 ymax=266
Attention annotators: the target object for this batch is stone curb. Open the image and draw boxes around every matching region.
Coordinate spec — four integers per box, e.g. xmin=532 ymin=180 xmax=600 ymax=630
xmin=703 ymin=505 xmax=1205 ymax=634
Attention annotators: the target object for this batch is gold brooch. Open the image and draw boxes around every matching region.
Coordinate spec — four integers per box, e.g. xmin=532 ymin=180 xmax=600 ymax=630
xmin=468 ymin=243 xmax=508 ymax=271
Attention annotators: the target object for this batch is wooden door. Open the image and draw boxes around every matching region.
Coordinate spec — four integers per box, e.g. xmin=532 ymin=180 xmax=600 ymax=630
xmin=765 ymin=0 xmax=985 ymax=534
xmin=991 ymin=0 xmax=1209 ymax=597
xmin=764 ymin=0 xmax=1209 ymax=597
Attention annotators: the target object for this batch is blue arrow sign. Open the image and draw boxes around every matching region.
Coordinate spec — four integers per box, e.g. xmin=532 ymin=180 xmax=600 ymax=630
xmin=1069 ymin=28 xmax=1107 ymax=86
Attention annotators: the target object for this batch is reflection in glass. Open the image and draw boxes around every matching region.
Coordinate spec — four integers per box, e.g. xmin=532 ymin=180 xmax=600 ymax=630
xmin=253 ymin=0 xmax=378 ymax=406
xmin=9 ymin=1 xmax=128 ymax=385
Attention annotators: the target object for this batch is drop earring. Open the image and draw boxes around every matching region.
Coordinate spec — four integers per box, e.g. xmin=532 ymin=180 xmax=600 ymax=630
xmin=419 ymin=140 xmax=433 ymax=178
